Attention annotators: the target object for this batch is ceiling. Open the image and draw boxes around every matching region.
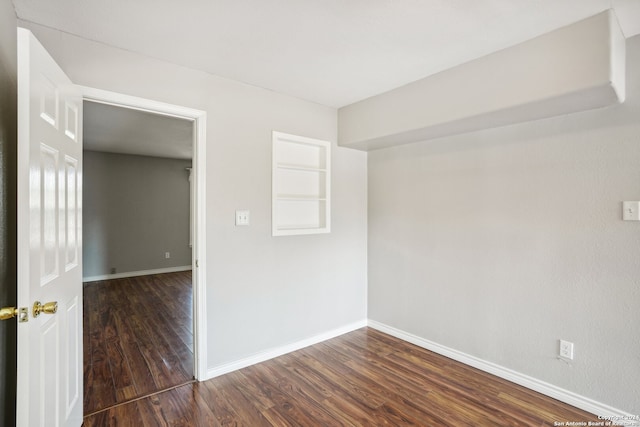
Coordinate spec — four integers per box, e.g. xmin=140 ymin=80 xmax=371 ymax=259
xmin=83 ymin=101 xmax=193 ymax=159
xmin=13 ymin=0 xmax=640 ymax=109
xmin=17 ymin=1 xmax=640 ymax=159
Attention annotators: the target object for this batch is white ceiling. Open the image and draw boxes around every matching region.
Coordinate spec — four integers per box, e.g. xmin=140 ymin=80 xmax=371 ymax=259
xmin=83 ymin=101 xmax=193 ymax=159
xmin=18 ymin=1 xmax=640 ymax=158
xmin=13 ymin=0 xmax=640 ymax=108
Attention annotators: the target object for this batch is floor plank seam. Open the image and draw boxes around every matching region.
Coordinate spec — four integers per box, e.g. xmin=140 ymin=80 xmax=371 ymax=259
xmin=83 ymin=379 xmax=196 ymax=418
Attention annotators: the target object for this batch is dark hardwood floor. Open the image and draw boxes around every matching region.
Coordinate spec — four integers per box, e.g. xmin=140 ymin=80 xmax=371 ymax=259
xmin=83 ymin=327 xmax=598 ymax=426
xmin=83 ymin=271 xmax=194 ymax=415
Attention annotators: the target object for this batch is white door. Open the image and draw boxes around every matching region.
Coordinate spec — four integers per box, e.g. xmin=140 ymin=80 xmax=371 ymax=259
xmin=16 ymin=28 xmax=83 ymax=427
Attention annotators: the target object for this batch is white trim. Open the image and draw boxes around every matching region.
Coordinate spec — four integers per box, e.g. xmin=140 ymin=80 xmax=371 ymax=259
xmin=368 ymin=320 xmax=638 ymax=424
xmin=205 ymin=319 xmax=368 ymax=380
xmin=83 ymin=265 xmax=193 ymax=282
xmin=78 ymin=85 xmax=208 ymax=381
xmin=192 ymin=113 xmax=208 ymax=382
xmin=80 ymin=86 xmax=205 ymax=120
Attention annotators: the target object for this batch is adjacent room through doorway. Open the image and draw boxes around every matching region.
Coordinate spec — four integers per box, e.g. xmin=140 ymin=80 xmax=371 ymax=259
xmin=81 ymin=101 xmax=196 ymax=415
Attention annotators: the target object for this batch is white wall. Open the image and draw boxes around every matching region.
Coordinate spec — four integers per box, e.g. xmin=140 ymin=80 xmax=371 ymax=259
xmin=21 ymin=22 xmax=368 ymax=371
xmin=367 ymin=34 xmax=640 ymax=414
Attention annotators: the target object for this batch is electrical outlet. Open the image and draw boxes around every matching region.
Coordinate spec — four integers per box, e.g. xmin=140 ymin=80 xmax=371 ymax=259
xmin=559 ymin=340 xmax=574 ymax=360
xmin=110 ymin=267 xmax=116 ymax=274
xmin=165 ymin=252 xmax=171 ymax=259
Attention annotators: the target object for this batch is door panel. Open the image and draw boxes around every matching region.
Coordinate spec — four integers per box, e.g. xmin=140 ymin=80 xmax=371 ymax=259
xmin=17 ymin=28 xmax=83 ymax=427
xmin=64 ymin=155 xmax=79 ymax=270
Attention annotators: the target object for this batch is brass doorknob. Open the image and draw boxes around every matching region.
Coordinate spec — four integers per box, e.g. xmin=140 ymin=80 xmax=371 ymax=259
xmin=33 ymin=301 xmax=57 ymax=318
xmin=0 ymin=306 xmax=18 ymax=320
xmin=0 ymin=306 xmax=28 ymax=322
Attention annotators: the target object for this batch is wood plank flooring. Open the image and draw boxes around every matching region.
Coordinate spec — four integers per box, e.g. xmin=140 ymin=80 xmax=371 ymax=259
xmin=83 ymin=327 xmax=598 ymax=426
xmin=83 ymin=271 xmax=194 ymax=415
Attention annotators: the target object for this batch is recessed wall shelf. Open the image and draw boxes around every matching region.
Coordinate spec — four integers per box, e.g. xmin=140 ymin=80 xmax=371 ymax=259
xmin=272 ymin=131 xmax=331 ymax=236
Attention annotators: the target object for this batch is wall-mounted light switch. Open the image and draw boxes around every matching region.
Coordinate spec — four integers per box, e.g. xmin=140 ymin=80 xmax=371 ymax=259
xmin=622 ymin=201 xmax=640 ymax=221
xmin=235 ymin=210 xmax=250 ymax=226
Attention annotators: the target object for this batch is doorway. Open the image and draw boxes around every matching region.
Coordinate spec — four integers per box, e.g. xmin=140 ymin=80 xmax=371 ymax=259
xmin=79 ymin=88 xmax=207 ymax=415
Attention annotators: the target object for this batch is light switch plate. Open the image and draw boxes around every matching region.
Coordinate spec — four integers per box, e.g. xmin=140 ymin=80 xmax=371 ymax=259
xmin=622 ymin=201 xmax=640 ymax=221
xmin=235 ymin=210 xmax=250 ymax=226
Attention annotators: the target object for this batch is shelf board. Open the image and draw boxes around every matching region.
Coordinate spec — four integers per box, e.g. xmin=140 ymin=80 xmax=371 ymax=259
xmin=274 ymin=224 xmax=330 ymax=236
xmin=276 ymin=163 xmax=326 ymax=173
xmin=276 ymin=195 xmax=326 ymax=201
xmin=276 ymin=224 xmax=324 ymax=230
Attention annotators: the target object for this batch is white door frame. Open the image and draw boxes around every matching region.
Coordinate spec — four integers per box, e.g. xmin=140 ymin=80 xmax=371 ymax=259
xmin=79 ymin=86 xmax=208 ymax=380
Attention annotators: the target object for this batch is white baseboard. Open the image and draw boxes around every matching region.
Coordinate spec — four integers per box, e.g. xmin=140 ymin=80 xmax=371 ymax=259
xmin=83 ymin=265 xmax=192 ymax=282
xmin=368 ymin=320 xmax=638 ymax=424
xmin=205 ymin=319 xmax=368 ymax=380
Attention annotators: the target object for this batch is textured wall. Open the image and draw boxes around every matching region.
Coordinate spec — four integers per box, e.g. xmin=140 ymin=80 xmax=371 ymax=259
xmin=0 ymin=0 xmax=17 ymax=424
xmin=22 ymin=21 xmax=368 ymax=371
xmin=83 ymin=151 xmax=193 ymax=278
xmin=368 ymin=34 xmax=640 ymax=414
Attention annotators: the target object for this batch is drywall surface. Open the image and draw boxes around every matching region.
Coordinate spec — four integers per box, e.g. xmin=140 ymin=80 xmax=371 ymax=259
xmin=83 ymin=151 xmax=193 ymax=278
xmin=22 ymin=22 xmax=368 ymax=370
xmin=368 ymin=34 xmax=640 ymax=414
xmin=339 ymin=10 xmax=626 ymax=150
xmin=0 ymin=0 xmax=17 ymax=424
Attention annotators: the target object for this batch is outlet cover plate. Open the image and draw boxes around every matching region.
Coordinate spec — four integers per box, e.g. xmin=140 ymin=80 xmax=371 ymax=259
xmin=559 ymin=340 xmax=574 ymax=360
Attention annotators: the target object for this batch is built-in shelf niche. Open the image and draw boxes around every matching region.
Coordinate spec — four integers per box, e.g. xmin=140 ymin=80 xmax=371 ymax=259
xmin=272 ymin=131 xmax=331 ymax=236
